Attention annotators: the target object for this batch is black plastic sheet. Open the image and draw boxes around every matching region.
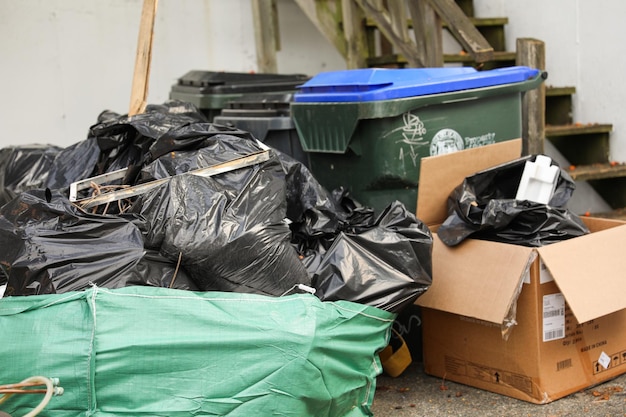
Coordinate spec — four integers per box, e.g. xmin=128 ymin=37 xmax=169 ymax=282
xmin=306 ymin=201 xmax=432 ymax=313
xmin=0 ymin=145 xmax=62 ymax=207
xmin=437 ymin=155 xmax=590 ymax=247
xmin=88 ymin=101 xmax=255 ymax=183
xmin=284 ymin=157 xmax=432 ymax=313
xmin=44 ymin=138 xmax=101 ymax=190
xmin=135 ymin=159 xmax=311 ymax=296
xmin=0 ymin=190 xmax=196 ymax=296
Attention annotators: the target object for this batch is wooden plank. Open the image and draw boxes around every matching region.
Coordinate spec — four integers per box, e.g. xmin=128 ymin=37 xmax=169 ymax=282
xmin=341 ymin=0 xmax=368 ymax=68
xmin=387 ymin=0 xmax=409 ymax=43
xmin=408 ymin=0 xmax=443 ymax=67
xmin=354 ymin=0 xmax=423 ymax=67
xmin=368 ymin=50 xmax=514 ymax=67
xmin=365 ymin=16 xmax=509 ymax=28
xmin=422 ymin=0 xmax=493 ymax=62
xmin=546 ymin=86 xmax=576 ymax=97
xmin=516 ymin=38 xmax=546 ymax=156
xmin=252 ymin=0 xmax=278 ymax=73
xmin=129 ymin=0 xmax=158 ymax=116
xmin=74 ymin=151 xmax=271 ymax=209
xmin=293 ymin=0 xmax=347 ymax=59
xmin=569 ymin=163 xmax=626 ymax=181
xmin=546 ymin=123 xmax=613 ymax=137
xmin=443 ymin=50 xmax=515 ymax=63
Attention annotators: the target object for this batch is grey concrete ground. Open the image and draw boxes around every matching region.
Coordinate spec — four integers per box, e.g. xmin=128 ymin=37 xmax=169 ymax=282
xmin=371 ymin=362 xmax=626 ymax=417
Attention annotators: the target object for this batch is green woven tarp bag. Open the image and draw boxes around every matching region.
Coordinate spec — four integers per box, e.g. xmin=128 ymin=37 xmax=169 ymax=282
xmin=0 ymin=286 xmax=394 ymax=416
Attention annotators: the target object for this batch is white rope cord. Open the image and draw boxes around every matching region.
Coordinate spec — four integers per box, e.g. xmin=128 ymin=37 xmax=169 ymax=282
xmin=0 ymin=376 xmax=63 ymax=417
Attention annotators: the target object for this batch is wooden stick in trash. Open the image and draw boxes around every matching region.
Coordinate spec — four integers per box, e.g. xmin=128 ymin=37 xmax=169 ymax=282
xmin=129 ymin=0 xmax=158 ymax=116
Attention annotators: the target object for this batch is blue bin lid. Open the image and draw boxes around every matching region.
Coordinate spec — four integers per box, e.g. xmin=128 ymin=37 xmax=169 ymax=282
xmin=293 ymin=66 xmax=541 ymax=103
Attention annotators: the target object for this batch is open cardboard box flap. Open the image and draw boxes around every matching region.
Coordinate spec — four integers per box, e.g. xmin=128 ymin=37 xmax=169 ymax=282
xmin=416 ymin=139 xmax=523 ymax=229
xmin=415 ymin=139 xmax=626 ymax=325
xmin=418 ymin=236 xmax=533 ymax=324
xmin=537 ymin=221 xmax=626 ymax=323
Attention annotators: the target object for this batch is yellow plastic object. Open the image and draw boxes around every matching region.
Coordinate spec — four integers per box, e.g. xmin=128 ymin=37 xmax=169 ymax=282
xmin=379 ymin=329 xmax=412 ymax=377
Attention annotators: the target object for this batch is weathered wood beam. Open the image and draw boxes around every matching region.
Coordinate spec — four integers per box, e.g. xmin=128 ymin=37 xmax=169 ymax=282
xmin=516 ymin=38 xmax=546 ymax=156
xmin=408 ymin=0 xmax=443 ymax=67
xmin=341 ymin=0 xmax=368 ymax=68
xmin=353 ymin=0 xmax=424 ymax=67
xmin=129 ymin=0 xmax=158 ymax=116
xmin=293 ymin=0 xmax=347 ymax=59
xmin=252 ymin=0 xmax=278 ymax=73
xmin=387 ymin=0 xmax=409 ymax=43
xmin=422 ymin=0 xmax=493 ymax=63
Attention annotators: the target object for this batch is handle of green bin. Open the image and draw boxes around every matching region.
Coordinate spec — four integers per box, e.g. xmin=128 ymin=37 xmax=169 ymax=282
xmin=291 ymin=103 xmax=361 ymax=154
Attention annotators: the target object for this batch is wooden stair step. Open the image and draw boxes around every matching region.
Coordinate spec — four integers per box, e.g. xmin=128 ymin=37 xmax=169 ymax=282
xmin=364 ymin=16 xmax=508 ymax=29
xmin=366 ymin=54 xmax=409 ymax=67
xmin=589 ymin=208 xmax=626 ymax=221
xmin=567 ymin=163 xmax=626 ymax=181
xmin=367 ymin=50 xmax=516 ymax=67
xmin=443 ymin=50 xmax=516 ymax=63
xmin=545 ymin=123 xmax=613 ymax=138
xmin=546 ymin=86 xmax=576 ymax=97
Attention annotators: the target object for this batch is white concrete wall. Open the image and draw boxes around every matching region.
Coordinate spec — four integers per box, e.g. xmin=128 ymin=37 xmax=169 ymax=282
xmin=0 ymin=0 xmax=345 ymax=147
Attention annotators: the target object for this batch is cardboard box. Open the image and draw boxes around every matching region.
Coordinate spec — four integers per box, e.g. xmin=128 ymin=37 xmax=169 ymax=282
xmin=415 ymin=139 xmax=626 ymax=403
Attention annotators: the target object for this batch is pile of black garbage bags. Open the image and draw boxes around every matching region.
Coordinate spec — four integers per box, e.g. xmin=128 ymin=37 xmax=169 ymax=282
xmin=0 ymin=101 xmax=432 ymax=314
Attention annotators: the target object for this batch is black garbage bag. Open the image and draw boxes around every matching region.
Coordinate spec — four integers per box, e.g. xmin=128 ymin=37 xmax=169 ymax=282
xmin=307 ymin=201 xmax=432 ymax=313
xmin=0 ymin=189 xmax=196 ymax=296
xmin=437 ymin=155 xmax=590 ymax=247
xmin=281 ymin=154 xmax=376 ymax=251
xmin=44 ymin=138 xmax=101 ymax=190
xmin=0 ymin=145 xmax=63 ymax=207
xmin=140 ymin=125 xmax=262 ymax=182
xmin=282 ymin=156 xmax=432 ymax=313
xmin=89 ymin=103 xmax=207 ymax=177
xmin=133 ymin=134 xmax=311 ymax=296
xmin=125 ymin=249 xmax=198 ymax=291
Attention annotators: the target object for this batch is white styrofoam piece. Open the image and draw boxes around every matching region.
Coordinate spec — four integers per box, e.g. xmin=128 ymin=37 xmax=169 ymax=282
xmin=515 ymin=155 xmax=559 ymax=204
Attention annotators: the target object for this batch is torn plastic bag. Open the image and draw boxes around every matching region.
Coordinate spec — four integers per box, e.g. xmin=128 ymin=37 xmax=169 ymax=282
xmin=139 ymin=126 xmax=263 ymax=182
xmin=85 ymin=101 xmax=207 ymax=180
xmin=437 ymin=155 xmax=590 ymax=247
xmin=134 ymin=140 xmax=311 ymax=296
xmin=0 ymin=189 xmax=196 ymax=296
xmin=309 ymin=201 xmax=432 ymax=313
xmin=143 ymin=121 xmax=257 ymax=166
xmin=0 ymin=144 xmax=62 ymax=207
xmin=87 ymin=101 xmax=256 ymax=183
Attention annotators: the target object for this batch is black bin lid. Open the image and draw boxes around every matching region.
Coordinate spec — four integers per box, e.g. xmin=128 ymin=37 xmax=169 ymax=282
xmin=173 ymin=71 xmax=309 ymax=95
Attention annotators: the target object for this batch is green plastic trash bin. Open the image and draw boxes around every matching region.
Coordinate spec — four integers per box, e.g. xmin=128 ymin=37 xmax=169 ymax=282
xmin=291 ymin=66 xmax=545 ymax=213
xmin=170 ymin=70 xmax=309 ymax=121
